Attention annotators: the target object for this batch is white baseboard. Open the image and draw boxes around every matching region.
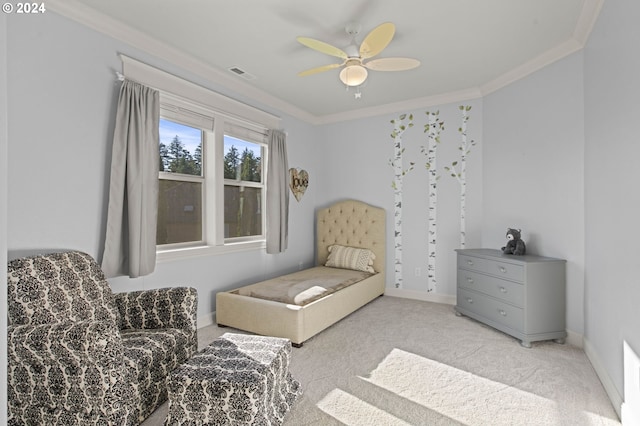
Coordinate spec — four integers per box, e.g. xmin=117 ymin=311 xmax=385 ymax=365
xmin=622 ymin=402 xmax=640 ymax=425
xmin=584 ymin=337 xmax=623 ymax=420
xmin=384 ymin=287 xmax=456 ymax=305
xmin=622 ymin=341 xmax=640 ymax=425
xmin=566 ymin=328 xmax=584 ymax=349
xmin=197 ymin=311 xmax=215 ymax=329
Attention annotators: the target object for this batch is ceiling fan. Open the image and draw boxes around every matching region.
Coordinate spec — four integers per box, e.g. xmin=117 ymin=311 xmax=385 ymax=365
xmin=297 ymin=22 xmax=420 ymax=88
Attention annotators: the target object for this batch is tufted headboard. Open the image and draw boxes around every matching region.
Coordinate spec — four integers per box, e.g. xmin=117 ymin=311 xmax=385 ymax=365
xmin=316 ymin=199 xmax=386 ymax=273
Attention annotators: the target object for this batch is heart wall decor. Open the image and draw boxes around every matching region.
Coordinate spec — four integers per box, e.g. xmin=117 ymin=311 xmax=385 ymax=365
xmin=289 ymin=168 xmax=309 ymax=202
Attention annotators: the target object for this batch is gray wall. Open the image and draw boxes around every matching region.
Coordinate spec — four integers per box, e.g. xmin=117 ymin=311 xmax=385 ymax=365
xmin=315 ymin=103 xmax=484 ymax=295
xmin=5 ymin=11 xmax=319 ymax=322
xmin=584 ymin=0 xmax=640 ymax=405
xmin=482 ymin=0 xmax=640 ymax=408
xmin=482 ymin=51 xmax=585 ymax=337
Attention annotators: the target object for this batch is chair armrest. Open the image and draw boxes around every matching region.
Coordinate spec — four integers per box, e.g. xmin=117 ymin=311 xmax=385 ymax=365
xmin=115 ymin=286 xmax=198 ymax=332
xmin=8 ymin=320 xmax=135 ymax=424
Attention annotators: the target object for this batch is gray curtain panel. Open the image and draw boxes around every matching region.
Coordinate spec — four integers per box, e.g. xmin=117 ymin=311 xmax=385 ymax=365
xmin=102 ymin=80 xmax=160 ymax=278
xmin=266 ymin=129 xmax=289 ymax=254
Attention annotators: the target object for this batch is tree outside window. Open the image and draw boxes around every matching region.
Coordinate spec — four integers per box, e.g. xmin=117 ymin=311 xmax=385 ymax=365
xmin=156 ymin=118 xmax=266 ymax=247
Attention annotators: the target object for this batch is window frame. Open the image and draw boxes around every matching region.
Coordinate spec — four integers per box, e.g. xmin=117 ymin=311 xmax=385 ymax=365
xmin=119 ymin=55 xmax=280 ymax=261
xmin=222 ymin=131 xmax=267 ymax=244
xmin=157 ymin=169 xmax=206 ymax=250
xmin=156 ymin=96 xmax=269 ymax=260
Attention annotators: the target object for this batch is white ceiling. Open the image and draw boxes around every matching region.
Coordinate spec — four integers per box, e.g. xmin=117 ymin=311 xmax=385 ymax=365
xmin=48 ymin=0 xmax=602 ymax=124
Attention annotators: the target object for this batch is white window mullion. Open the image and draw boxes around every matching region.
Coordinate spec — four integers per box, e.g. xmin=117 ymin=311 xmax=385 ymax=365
xmin=201 ymin=130 xmax=215 ymax=246
xmin=159 ymin=172 xmax=202 ymax=183
xmin=200 ymin=131 xmax=212 ymax=245
xmin=212 ymin=120 xmax=226 ymax=246
xmin=223 ymin=180 xmax=263 ymax=189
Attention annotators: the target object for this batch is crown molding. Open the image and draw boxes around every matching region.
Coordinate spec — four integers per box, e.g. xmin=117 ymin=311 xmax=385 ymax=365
xmin=574 ymin=0 xmax=605 ymax=45
xmin=480 ymin=0 xmax=603 ymax=97
xmin=319 ymin=0 xmax=603 ymax=122
xmin=120 ymin=54 xmax=281 ymax=129
xmin=480 ymin=38 xmax=583 ymax=97
xmin=46 ymin=0 xmax=603 ymax=126
xmin=315 ymin=87 xmax=483 ymax=125
xmin=46 ymin=0 xmax=317 ymax=125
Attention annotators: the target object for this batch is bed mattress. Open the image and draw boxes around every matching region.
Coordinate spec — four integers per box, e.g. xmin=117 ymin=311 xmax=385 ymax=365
xmin=232 ymin=266 xmax=374 ymax=306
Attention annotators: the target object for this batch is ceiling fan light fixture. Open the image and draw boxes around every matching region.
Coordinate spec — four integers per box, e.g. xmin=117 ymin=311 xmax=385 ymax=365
xmin=298 ymin=22 xmax=417 ymax=92
xmin=339 ymin=65 xmax=368 ymax=87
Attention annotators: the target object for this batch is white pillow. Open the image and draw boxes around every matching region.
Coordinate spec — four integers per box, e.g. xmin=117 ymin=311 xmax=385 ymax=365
xmin=325 ymin=245 xmax=376 ymax=273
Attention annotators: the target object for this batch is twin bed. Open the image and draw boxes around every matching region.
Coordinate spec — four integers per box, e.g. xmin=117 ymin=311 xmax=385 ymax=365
xmin=216 ymin=199 xmax=386 ymax=347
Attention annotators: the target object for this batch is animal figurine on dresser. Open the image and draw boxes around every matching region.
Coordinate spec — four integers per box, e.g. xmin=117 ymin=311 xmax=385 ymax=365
xmin=502 ymin=228 xmax=526 ymax=255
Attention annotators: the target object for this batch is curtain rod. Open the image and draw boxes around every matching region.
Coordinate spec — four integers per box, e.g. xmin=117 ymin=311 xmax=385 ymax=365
xmin=117 ymin=54 xmax=281 ymax=128
xmin=115 ymin=71 xmax=266 ymax=135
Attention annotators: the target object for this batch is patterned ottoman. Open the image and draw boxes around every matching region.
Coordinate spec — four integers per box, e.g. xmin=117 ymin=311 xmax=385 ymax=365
xmin=166 ymin=333 xmax=302 ymax=425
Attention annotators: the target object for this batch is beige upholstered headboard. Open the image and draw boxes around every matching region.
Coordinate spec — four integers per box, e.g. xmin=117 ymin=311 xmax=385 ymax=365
xmin=316 ymin=199 xmax=386 ymax=273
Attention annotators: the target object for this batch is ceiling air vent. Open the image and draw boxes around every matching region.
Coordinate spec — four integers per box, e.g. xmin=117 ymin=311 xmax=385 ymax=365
xmin=228 ymin=66 xmax=256 ymax=80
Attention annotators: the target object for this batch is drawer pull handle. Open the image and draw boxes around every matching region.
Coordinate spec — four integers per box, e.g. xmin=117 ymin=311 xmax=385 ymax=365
xmin=466 ymin=298 xmax=473 ymax=304
xmin=467 ymin=260 xmax=474 ymax=266
xmin=499 ymin=266 xmax=507 ymax=273
xmin=499 ymin=286 xmax=507 ymax=293
xmin=498 ymin=309 xmax=507 ymax=316
xmin=466 ymin=277 xmax=474 ymax=284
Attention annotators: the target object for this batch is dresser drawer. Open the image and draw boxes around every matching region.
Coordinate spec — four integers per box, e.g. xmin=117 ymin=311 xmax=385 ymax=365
xmin=458 ymin=255 xmax=488 ymax=273
xmin=458 ymin=255 xmax=524 ymax=282
xmin=457 ymin=269 xmax=524 ymax=307
xmin=485 ymin=259 xmax=524 ymax=282
xmin=457 ymin=288 xmax=524 ymax=332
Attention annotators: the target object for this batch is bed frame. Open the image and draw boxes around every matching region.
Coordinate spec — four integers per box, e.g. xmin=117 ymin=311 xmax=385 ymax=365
xmin=215 ymin=199 xmax=386 ymax=347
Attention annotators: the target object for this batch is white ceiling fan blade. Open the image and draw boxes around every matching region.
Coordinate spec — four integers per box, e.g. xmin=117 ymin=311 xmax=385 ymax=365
xmin=364 ymin=57 xmax=421 ymax=71
xmin=359 ymin=22 xmax=395 ymax=59
xmin=298 ymin=63 xmax=343 ymax=77
xmin=296 ymin=37 xmax=348 ymax=59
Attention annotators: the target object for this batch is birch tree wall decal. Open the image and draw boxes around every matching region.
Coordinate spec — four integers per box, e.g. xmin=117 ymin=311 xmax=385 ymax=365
xmin=389 ymin=114 xmax=414 ymax=288
xmin=444 ymin=105 xmax=476 ymax=248
xmin=422 ymin=111 xmax=445 ymax=292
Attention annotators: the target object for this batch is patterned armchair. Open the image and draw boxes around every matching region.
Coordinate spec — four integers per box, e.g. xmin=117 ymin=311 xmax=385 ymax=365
xmin=7 ymin=251 xmax=198 ymax=425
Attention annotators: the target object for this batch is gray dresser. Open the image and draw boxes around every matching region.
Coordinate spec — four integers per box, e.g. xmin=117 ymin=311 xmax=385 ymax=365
xmin=455 ymin=248 xmax=566 ymax=347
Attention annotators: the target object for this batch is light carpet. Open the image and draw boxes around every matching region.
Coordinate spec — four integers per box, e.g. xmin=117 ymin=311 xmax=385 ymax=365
xmin=142 ymin=296 xmax=620 ymax=425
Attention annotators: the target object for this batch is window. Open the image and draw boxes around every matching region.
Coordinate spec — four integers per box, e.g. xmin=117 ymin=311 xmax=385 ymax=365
xmin=156 ymin=95 xmax=267 ymax=253
xmin=118 ymin=54 xmax=280 ymax=258
xmin=157 ymin=119 xmax=204 ymax=246
xmin=223 ymin=135 xmax=264 ymax=240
